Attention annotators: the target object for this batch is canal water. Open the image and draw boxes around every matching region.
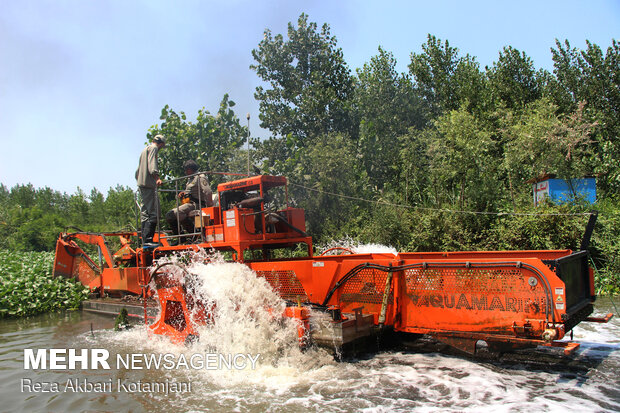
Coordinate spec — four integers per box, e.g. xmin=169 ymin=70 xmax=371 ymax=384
xmin=1 ymin=259 xmax=619 ymax=412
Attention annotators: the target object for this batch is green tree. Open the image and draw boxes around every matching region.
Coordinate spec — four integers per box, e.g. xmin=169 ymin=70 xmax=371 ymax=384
xmin=502 ymin=98 xmax=598 ymax=191
xmin=355 ymin=47 xmax=424 ymax=189
xmin=287 ymin=133 xmax=369 ymax=242
xmin=398 ymin=128 xmax=433 ymax=205
xmin=251 ymin=13 xmax=355 ymax=146
xmin=148 ymin=94 xmax=249 ymax=186
xmin=486 ymin=46 xmax=544 ymax=110
xmin=89 ymin=188 xmax=106 ymax=226
xmin=550 ymin=39 xmax=620 ymax=193
xmin=0 ymin=185 xmax=68 ymax=251
xmin=551 ymin=39 xmax=619 ymax=117
xmin=104 ymin=185 xmax=138 ymax=230
xmin=10 ymin=184 xmax=36 ymax=209
xmin=68 ymin=188 xmax=89 ymax=227
xmin=409 ymin=35 xmax=486 ymax=118
xmin=33 ymin=187 xmax=68 ymax=213
xmin=0 ymin=185 xmax=13 ymax=250
xmin=427 ymin=106 xmax=500 ymax=211
xmin=252 ymin=135 xmax=295 ymax=176
xmin=9 ymin=208 xmax=65 ymax=251
xmin=0 ymin=184 xmax=7 ymax=204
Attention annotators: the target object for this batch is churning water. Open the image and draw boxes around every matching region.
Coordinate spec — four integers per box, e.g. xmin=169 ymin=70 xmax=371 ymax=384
xmin=319 ymin=238 xmax=398 ymax=255
xmin=1 ymin=253 xmax=619 ymax=412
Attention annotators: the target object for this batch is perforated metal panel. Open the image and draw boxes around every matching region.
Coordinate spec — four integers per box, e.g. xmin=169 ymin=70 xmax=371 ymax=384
xmin=340 ymin=268 xmax=393 ymax=304
xmin=404 ymin=266 xmax=548 ymax=314
xmin=405 ymin=267 xmax=535 ymax=294
xmin=256 ymin=270 xmax=308 ymax=301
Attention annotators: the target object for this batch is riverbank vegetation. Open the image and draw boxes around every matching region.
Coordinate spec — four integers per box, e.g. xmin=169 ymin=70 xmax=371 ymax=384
xmin=0 ymin=14 xmax=617 ymax=293
xmin=0 ymin=250 xmax=89 ymax=318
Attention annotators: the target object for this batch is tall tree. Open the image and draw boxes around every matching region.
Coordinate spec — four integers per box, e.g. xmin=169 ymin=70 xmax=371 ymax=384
xmin=148 ymin=94 xmax=249 ymax=186
xmin=288 ymin=133 xmax=369 ymax=241
xmin=427 ymin=106 xmax=500 ymax=211
xmin=251 ymin=13 xmax=355 ymax=146
xmin=487 ymin=46 xmax=543 ymax=110
xmin=89 ymin=188 xmax=106 ymax=225
xmin=502 ymin=98 xmax=597 ymax=189
xmin=409 ymin=35 xmax=485 ymax=118
xmin=551 ymin=39 xmax=620 ymax=193
xmin=551 ymin=39 xmax=619 ymax=116
xmin=355 ymin=47 xmax=423 ymax=188
xmin=104 ymin=186 xmax=137 ymax=230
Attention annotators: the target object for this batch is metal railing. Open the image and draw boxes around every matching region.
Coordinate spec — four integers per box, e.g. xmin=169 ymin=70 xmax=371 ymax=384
xmin=137 ymin=170 xmax=251 ymax=248
xmin=159 ymin=170 xmax=211 ymax=244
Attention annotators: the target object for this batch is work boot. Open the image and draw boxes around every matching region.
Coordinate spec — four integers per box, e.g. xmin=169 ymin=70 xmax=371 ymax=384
xmin=181 ymin=220 xmax=197 ymax=244
xmin=166 ymin=230 xmax=179 ymax=246
xmin=166 ymin=211 xmax=179 ymax=234
xmin=166 ymin=217 xmax=182 ymax=246
xmin=143 ymin=221 xmax=161 ymax=248
xmin=140 ymin=221 xmax=150 ymax=245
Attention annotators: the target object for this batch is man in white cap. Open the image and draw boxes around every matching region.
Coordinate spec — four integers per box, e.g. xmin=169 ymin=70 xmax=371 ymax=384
xmin=135 ymin=134 xmax=166 ymax=247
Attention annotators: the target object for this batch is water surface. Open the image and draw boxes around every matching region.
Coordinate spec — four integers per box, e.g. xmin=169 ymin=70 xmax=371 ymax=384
xmin=1 ymin=299 xmax=619 ymax=412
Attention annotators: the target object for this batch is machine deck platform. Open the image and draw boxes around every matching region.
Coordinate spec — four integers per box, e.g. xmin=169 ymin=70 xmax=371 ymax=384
xmin=81 ymin=298 xmax=158 ymax=321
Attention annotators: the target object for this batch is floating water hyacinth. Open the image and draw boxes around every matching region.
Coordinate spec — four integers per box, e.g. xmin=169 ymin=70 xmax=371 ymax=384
xmin=0 ymin=250 xmax=89 ymax=318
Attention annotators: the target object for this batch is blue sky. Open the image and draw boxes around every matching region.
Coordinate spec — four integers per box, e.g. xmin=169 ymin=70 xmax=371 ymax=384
xmin=1 ymin=0 xmax=618 ymax=194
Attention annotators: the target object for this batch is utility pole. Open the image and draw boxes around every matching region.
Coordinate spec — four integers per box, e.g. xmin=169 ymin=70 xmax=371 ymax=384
xmin=246 ymin=113 xmax=250 ymax=176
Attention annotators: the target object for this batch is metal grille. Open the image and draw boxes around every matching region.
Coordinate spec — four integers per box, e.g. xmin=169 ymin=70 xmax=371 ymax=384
xmin=256 ymin=270 xmax=308 ymax=302
xmin=405 ymin=267 xmax=541 ymax=294
xmin=404 ymin=266 xmax=547 ymax=314
xmin=340 ymin=268 xmax=393 ymax=304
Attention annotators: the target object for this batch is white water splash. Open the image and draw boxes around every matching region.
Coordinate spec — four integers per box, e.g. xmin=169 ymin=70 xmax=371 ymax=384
xmin=186 ymin=251 xmax=297 ymax=356
xmin=108 ymin=249 xmax=336 ymax=388
xmin=351 ymin=243 xmax=397 ymax=255
xmin=319 ymin=237 xmax=398 ymax=255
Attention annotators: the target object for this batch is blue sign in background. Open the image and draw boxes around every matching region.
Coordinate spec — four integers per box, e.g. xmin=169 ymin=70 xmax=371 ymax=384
xmin=533 ymin=178 xmax=596 ymax=205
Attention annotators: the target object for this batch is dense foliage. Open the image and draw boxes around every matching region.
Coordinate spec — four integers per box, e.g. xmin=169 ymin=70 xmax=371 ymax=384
xmin=0 ymin=250 xmax=89 ymax=318
xmin=0 ymin=184 xmax=136 ymax=252
xmin=247 ymin=14 xmax=619 ymax=293
xmin=147 ymin=94 xmax=250 ymax=188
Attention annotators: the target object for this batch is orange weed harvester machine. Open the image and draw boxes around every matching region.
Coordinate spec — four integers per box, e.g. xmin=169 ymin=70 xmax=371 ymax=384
xmin=54 ymin=175 xmax=612 ymax=355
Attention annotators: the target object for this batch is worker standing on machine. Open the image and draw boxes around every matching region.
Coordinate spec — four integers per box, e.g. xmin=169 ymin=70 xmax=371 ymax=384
xmin=165 ymin=160 xmax=213 ymax=244
xmin=136 ymin=134 xmax=166 ymax=248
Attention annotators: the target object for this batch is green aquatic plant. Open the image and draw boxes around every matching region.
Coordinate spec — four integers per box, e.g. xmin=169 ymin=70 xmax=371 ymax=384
xmin=114 ymin=308 xmax=132 ymax=331
xmin=0 ymin=250 xmax=89 ymax=318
